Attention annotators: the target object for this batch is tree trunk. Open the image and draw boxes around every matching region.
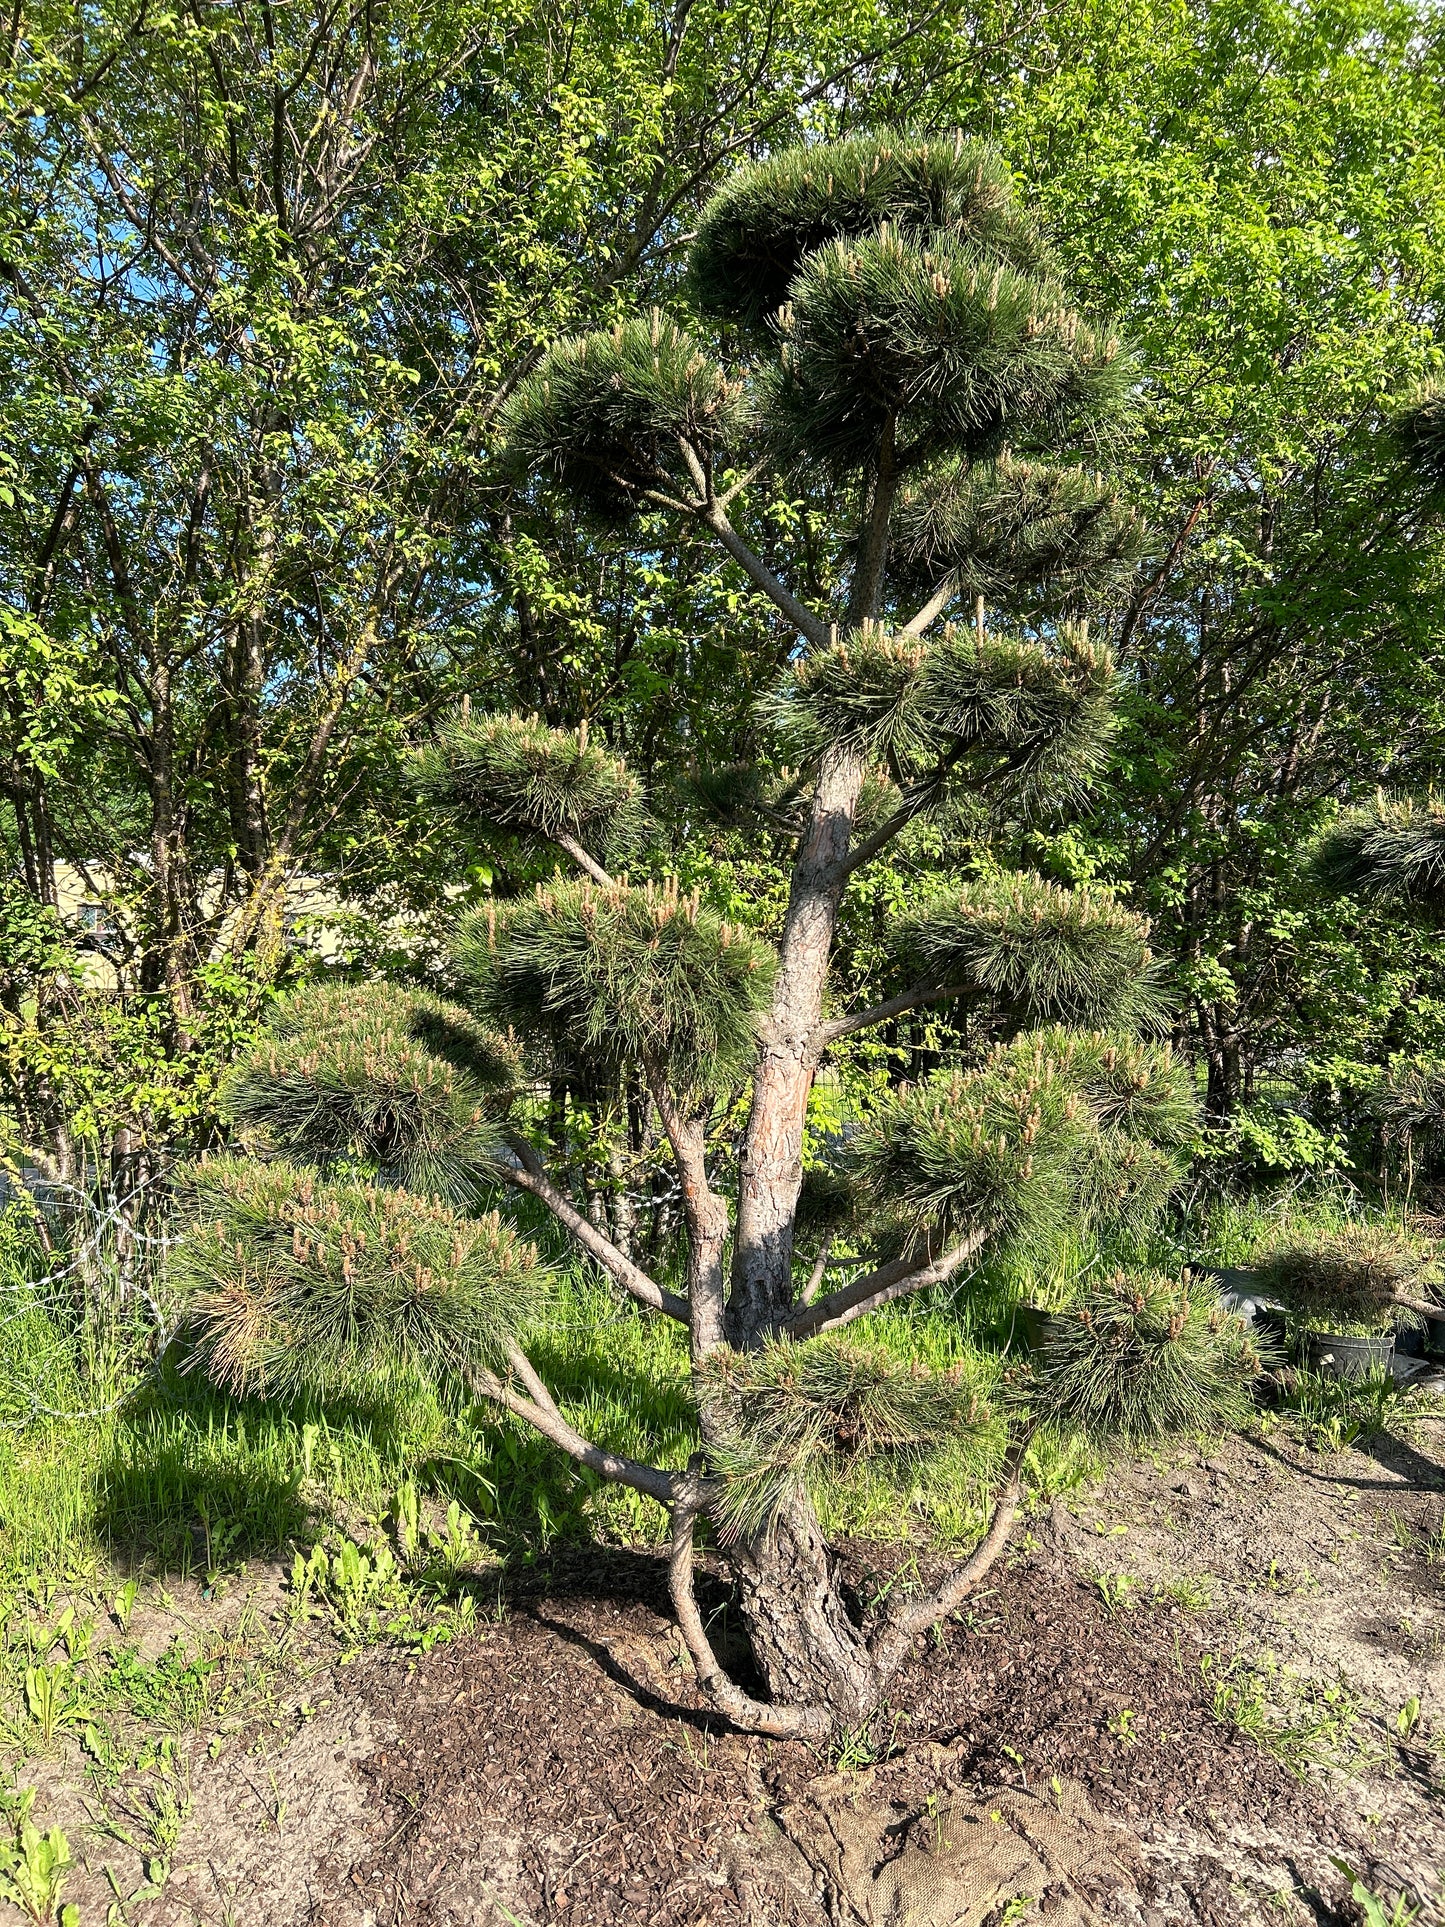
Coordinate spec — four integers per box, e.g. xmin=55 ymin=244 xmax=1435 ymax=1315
xmin=728 ymin=1491 xmax=880 ymax=1728
xmin=730 ymin=744 xmax=865 ymax=1338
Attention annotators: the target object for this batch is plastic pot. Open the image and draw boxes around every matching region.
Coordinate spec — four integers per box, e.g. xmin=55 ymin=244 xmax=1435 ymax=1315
xmin=1303 ymin=1330 xmax=1395 ymax=1382
xmin=1018 ymin=1304 xmax=1071 ymax=1354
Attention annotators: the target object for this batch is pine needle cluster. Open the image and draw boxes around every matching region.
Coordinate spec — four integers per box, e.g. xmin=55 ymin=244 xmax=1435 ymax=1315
xmin=1311 ymin=793 xmax=1445 ymax=912
xmin=417 ymin=711 xmax=643 ymax=854
xmin=762 ymin=225 xmax=1129 ymax=477
xmin=688 ymin=133 xmax=1050 ymax=332
xmin=223 ymin=984 xmax=518 ymax=1202
xmin=850 ymin=1028 xmax=1194 ymax=1253
xmin=1255 ymin=1224 xmax=1441 ymax=1332
xmin=893 ymin=455 xmax=1144 ymax=614
xmin=768 ymin=624 xmax=1115 ymax=805
xmin=456 ymin=874 xmax=776 ymax=1094
xmin=697 ymin=1337 xmax=988 ymax=1542
xmin=175 ymin=1155 xmax=548 ymax=1397
xmin=498 ymin=313 xmax=746 ymax=520
xmin=1031 ymin=1271 xmax=1257 ymax=1445
xmin=1374 ymin=1056 xmax=1445 ymax=1165
xmin=1393 ymin=380 xmax=1445 ymax=496
xmin=904 ymin=872 xmax=1164 ymax=1030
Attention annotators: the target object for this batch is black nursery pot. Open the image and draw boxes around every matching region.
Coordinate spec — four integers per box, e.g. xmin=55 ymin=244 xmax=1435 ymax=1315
xmin=1018 ymin=1304 xmax=1071 ymax=1353
xmin=1303 ymin=1330 xmax=1395 ymax=1382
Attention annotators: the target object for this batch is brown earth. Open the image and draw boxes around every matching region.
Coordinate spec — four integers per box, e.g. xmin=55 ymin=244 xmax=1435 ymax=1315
xmin=12 ymin=1418 xmax=1445 ymax=1927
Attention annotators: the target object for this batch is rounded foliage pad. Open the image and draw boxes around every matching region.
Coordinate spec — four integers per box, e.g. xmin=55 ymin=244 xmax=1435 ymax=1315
xmin=904 ymin=872 xmax=1165 ymax=1031
xmin=767 ymin=623 xmax=1116 ymax=810
xmin=223 ymin=982 xmax=519 ymax=1201
xmin=762 ymin=225 xmax=1130 ymax=477
xmin=697 ymin=1337 xmax=989 ymax=1542
xmin=893 ymin=454 xmax=1145 ymax=616
xmin=176 ymin=1156 xmax=548 ymax=1397
xmin=1312 ymin=793 xmax=1445 ymax=913
xmin=417 ymin=711 xmax=642 ymax=855
xmin=850 ymin=1028 xmax=1195 ymax=1253
xmin=457 ymin=874 xmax=775 ymax=1097
xmin=1255 ymin=1223 xmax=1441 ymax=1333
xmin=689 ymin=133 xmax=1051 ymax=331
xmin=498 ymin=313 xmax=745 ymax=521
xmin=1031 ymin=1270 xmax=1257 ymax=1446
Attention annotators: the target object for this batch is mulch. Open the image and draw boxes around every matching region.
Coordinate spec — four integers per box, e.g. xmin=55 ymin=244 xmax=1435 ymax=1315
xmin=322 ymin=1542 xmax=1323 ymax=1926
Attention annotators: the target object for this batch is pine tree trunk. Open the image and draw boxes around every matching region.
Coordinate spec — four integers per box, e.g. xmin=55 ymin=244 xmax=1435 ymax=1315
xmin=729 ymin=1491 xmax=880 ymax=1727
xmin=730 ymin=744 xmax=865 ymax=1338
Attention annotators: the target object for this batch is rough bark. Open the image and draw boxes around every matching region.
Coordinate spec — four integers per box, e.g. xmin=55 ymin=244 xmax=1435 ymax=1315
xmin=729 ymin=743 xmax=865 ymax=1340
xmin=728 ymin=1491 xmax=879 ymax=1730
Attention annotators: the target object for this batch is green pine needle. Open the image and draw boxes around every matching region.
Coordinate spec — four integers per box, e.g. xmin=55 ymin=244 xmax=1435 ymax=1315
xmin=222 ymin=983 xmax=518 ymax=1202
xmin=892 ymin=453 xmax=1146 ymax=616
xmin=1255 ymin=1225 xmax=1440 ymax=1331
xmin=1312 ymin=793 xmax=1445 ymax=912
xmin=904 ymin=872 xmax=1166 ymax=1031
xmin=175 ymin=1156 xmax=549 ymax=1398
xmin=416 ymin=710 xmax=642 ymax=854
xmin=698 ymin=1337 xmax=989 ymax=1543
xmin=1031 ymin=1271 xmax=1258 ymax=1446
xmin=456 ymin=874 xmax=775 ymax=1096
xmin=688 ymin=133 xmax=1051 ymax=332
xmin=760 ymin=225 xmax=1131 ymax=477
xmin=849 ymin=1027 xmax=1195 ymax=1253
xmin=498 ymin=313 xmax=745 ymax=521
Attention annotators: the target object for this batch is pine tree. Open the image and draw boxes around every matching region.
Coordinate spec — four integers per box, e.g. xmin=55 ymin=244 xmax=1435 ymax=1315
xmin=181 ymin=134 xmax=1255 ymax=1737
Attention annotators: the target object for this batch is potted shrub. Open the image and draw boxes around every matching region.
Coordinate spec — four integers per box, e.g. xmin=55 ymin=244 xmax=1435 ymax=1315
xmin=1254 ymin=1225 xmax=1442 ymax=1380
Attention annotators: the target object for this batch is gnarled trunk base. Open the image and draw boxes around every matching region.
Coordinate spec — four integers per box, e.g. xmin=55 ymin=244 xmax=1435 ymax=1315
xmin=731 ymin=1494 xmax=879 ymax=1731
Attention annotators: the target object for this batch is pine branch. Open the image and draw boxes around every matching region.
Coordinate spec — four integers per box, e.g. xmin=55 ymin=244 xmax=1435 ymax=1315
xmin=784 ymin=1228 xmax=988 ymax=1340
xmin=647 ymin=1066 xmax=728 ymax=1353
xmin=900 ymin=573 xmax=959 ymax=636
xmin=801 ymin=1233 xmax=835 ymax=1306
xmin=697 ymin=500 xmax=829 ymax=647
xmin=505 ymin=1142 xmax=690 ymax=1323
xmin=554 ymin=831 xmax=615 ymax=887
xmin=817 ymin=980 xmax=971 ymax=1046
xmin=471 ymin=1357 xmax=676 ymax=1503
xmin=668 ymin=1466 xmax=829 ymax=1739
xmin=870 ymin=1431 xmax=1030 ymax=1681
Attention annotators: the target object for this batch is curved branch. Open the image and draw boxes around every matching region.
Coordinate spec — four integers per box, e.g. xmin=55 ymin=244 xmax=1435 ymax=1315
xmin=503 ymin=1145 xmax=690 ymax=1323
xmin=870 ymin=1431 xmax=1031 ymax=1682
xmin=784 ymin=1229 xmax=989 ymax=1340
xmin=817 ymin=981 xmax=971 ymax=1047
xmin=470 ymin=1356 xmax=676 ymax=1503
xmin=668 ymin=1472 xmax=829 ymax=1740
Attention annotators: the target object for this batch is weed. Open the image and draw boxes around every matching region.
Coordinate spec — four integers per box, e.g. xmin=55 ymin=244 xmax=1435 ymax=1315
xmin=1107 ymin=1707 xmax=1138 ymax=1746
xmin=1330 ymin=1858 xmax=1422 ymax=1926
xmin=23 ymin=1662 xmax=87 ymax=1746
xmin=1091 ymin=1571 xmax=1139 ymax=1614
xmin=1202 ymin=1651 xmax=1366 ymax=1777
xmin=0 ymin=1788 xmax=79 ymax=1925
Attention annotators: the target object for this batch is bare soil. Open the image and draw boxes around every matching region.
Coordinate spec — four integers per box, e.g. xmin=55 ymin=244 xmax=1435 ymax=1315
xmin=16 ymin=1418 xmax=1445 ymax=1927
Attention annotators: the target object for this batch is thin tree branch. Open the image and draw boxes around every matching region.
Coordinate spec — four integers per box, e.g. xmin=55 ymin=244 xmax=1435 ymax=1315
xmin=471 ymin=1360 xmax=675 ymax=1503
xmin=801 ymin=1233 xmax=835 ymax=1306
xmin=697 ymin=502 xmax=829 ymax=648
xmin=900 ymin=572 xmax=959 ymax=637
xmin=668 ymin=1468 xmax=829 ymax=1739
xmin=554 ymin=832 xmax=615 ymax=888
xmin=504 ymin=1144 xmax=690 ymax=1323
xmin=785 ymin=1230 xmax=989 ymax=1340
xmin=870 ymin=1430 xmax=1031 ymax=1681
xmin=817 ymin=981 xmax=971 ymax=1046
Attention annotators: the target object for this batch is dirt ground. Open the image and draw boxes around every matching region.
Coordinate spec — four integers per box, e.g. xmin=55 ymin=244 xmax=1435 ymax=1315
xmin=15 ymin=1416 xmax=1445 ymax=1927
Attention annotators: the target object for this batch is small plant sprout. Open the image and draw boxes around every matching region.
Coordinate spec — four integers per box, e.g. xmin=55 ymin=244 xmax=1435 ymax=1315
xmin=1329 ymin=1859 xmax=1422 ymax=1927
xmin=0 ymin=1789 xmax=80 ymax=1926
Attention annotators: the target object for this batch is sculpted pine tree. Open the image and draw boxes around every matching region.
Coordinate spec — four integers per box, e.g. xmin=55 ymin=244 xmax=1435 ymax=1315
xmin=185 ymin=136 xmax=1256 ymax=1737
